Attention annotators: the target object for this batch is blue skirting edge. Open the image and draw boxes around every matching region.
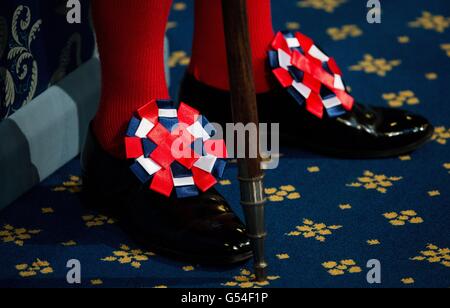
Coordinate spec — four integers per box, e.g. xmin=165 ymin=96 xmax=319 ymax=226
xmin=0 ymin=57 xmax=101 ymax=209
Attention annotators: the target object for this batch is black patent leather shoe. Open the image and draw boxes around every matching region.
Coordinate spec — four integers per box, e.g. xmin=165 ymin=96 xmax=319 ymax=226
xmin=179 ymin=73 xmax=433 ymax=158
xmin=180 ymin=30 xmax=434 ymax=158
xmin=81 ymin=125 xmax=252 ymax=264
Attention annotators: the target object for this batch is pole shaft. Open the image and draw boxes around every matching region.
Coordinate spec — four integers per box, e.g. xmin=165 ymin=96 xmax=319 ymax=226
xmin=221 ymin=0 xmax=268 ymax=282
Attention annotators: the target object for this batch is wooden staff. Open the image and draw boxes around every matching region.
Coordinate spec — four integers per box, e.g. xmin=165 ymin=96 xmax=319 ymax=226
xmin=221 ymin=0 xmax=268 ymax=282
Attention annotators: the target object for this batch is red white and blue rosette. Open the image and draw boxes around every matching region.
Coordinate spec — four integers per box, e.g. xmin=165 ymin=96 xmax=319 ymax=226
xmin=268 ymin=31 xmax=354 ymax=118
xmin=125 ymin=99 xmax=227 ymax=198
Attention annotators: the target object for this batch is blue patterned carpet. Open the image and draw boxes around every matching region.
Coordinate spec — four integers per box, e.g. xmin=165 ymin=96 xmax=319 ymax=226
xmin=1 ymin=0 xmax=449 ymax=288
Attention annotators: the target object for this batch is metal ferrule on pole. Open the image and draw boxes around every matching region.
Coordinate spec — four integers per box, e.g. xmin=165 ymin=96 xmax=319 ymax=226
xmin=238 ymin=173 xmax=268 ymax=281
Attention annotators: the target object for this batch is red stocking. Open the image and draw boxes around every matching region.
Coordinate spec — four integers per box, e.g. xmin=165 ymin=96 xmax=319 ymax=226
xmin=92 ymin=0 xmax=173 ymax=158
xmin=189 ymin=0 xmax=275 ymax=94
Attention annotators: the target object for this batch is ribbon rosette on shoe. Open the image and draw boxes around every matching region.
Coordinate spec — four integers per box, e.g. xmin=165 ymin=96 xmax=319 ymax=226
xmin=124 ymin=99 xmax=227 ymax=198
xmin=268 ymin=31 xmax=355 ymax=118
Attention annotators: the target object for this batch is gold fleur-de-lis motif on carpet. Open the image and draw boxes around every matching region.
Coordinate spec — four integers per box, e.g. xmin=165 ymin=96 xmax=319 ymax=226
xmin=349 ymin=54 xmax=401 ymax=77
xmin=383 ymin=210 xmax=424 ymax=226
xmin=307 ymin=166 xmax=320 ymax=173
xmin=219 ymin=179 xmax=232 ymax=186
xmin=169 ymin=51 xmax=190 ymax=68
xmin=61 ymin=240 xmax=77 ymax=246
xmin=428 ymin=190 xmax=440 ymax=197
xmin=297 ymin=0 xmax=347 ymax=13
xmin=276 ymin=253 xmax=290 ymax=260
xmin=265 ymin=185 xmax=301 ymax=202
xmin=82 ymin=214 xmax=115 ymax=228
xmin=222 ymin=269 xmax=280 ymax=288
xmin=443 ymin=163 xmax=450 ymax=174
xmin=347 ymin=170 xmax=402 ymax=194
xmin=425 ymin=72 xmax=438 ymax=80
xmin=173 ymin=2 xmax=187 ymax=11
xmin=398 ymin=36 xmax=410 ymax=44
xmin=52 ymin=175 xmax=82 ymax=193
xmin=182 ymin=265 xmax=195 ymax=272
xmin=286 ymin=218 xmax=342 ymax=242
xmin=286 ymin=22 xmax=300 ymax=30
xmin=0 ymin=225 xmax=41 ymax=246
xmin=41 ymin=207 xmax=54 ymax=214
xmin=399 ymin=155 xmax=412 ymax=161
xmin=322 ymin=260 xmax=362 ymax=276
xmin=101 ymin=244 xmax=155 ymax=269
xmin=91 ymin=279 xmax=103 ymax=286
xmin=409 ymin=11 xmax=450 ymax=33
xmin=339 ymin=203 xmax=352 ymax=210
xmin=432 ymin=127 xmax=450 ymax=145
xmin=382 ymin=90 xmax=420 ymax=108
xmin=367 ymin=239 xmax=381 ymax=246
xmin=327 ymin=25 xmax=362 ymax=41
xmin=401 ymin=278 xmax=415 ymax=285
xmin=16 ymin=259 xmax=53 ymax=278
xmin=410 ymin=244 xmax=450 ymax=268
xmin=166 ymin=21 xmax=177 ymax=31
xmin=441 ymin=44 xmax=450 ymax=57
